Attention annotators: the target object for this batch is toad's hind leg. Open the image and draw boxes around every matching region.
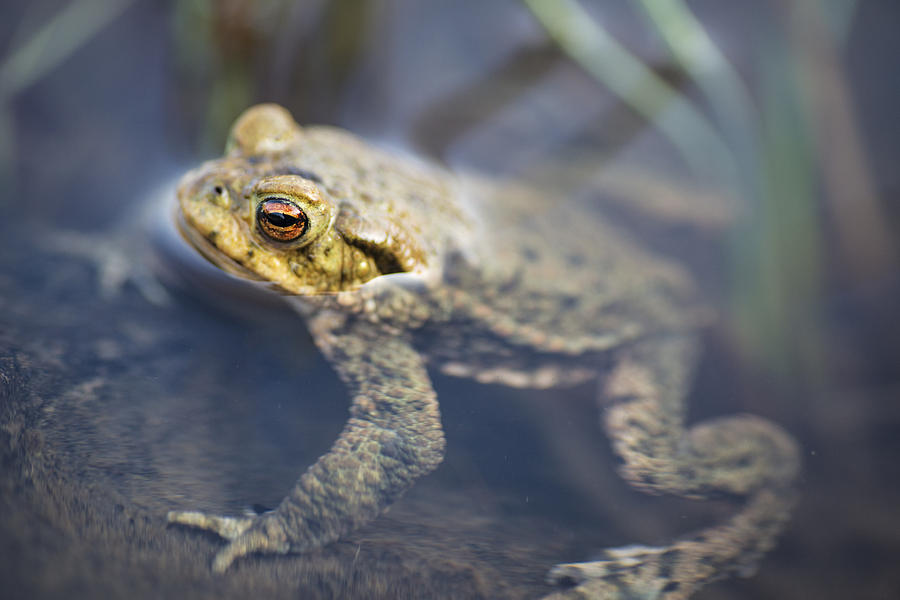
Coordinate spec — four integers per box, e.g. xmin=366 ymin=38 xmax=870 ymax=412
xmin=546 ymin=336 xmax=799 ymax=599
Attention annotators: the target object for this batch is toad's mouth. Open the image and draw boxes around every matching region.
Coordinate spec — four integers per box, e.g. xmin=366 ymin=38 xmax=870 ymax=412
xmin=173 ymin=206 xmax=266 ymax=284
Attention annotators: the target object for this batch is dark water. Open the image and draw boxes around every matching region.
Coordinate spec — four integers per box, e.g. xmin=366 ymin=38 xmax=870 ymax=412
xmin=1 ymin=2 xmax=898 ymax=599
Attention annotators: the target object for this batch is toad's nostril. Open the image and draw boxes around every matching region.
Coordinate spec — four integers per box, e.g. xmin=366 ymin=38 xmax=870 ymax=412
xmin=209 ymin=184 xmax=230 ymax=208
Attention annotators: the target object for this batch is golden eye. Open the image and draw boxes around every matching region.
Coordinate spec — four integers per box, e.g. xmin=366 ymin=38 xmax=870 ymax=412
xmin=250 ymin=175 xmax=335 ymax=248
xmin=256 ymin=197 xmax=308 ymax=242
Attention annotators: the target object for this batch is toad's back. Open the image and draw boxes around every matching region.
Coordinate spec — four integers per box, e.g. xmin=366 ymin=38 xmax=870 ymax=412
xmin=421 ymin=174 xmax=700 ymax=366
xmin=304 ymin=127 xmax=699 ymax=348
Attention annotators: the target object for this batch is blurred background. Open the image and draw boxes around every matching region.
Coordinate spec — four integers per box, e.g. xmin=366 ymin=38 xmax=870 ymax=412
xmin=0 ymin=1 xmax=898 ymax=599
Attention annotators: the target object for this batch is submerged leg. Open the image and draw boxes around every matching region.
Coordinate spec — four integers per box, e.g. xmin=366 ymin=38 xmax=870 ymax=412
xmin=546 ymin=336 xmax=799 ymax=599
xmin=169 ymin=313 xmax=445 ymax=572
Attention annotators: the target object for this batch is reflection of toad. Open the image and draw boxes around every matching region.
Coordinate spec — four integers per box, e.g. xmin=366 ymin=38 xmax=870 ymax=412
xmin=170 ymin=104 xmax=799 ymax=598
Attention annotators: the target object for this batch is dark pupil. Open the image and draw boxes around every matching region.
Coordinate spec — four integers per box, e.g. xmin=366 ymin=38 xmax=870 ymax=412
xmin=265 ymin=211 xmax=298 ymax=228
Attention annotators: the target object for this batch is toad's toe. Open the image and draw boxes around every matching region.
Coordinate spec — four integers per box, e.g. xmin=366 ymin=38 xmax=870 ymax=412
xmin=168 ymin=510 xmax=291 ymax=572
xmin=544 ymin=544 xmax=693 ymax=600
xmin=167 ymin=510 xmax=254 ymax=540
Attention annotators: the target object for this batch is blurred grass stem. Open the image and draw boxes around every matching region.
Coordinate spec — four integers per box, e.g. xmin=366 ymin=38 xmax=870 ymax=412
xmin=634 ymin=0 xmax=760 ymax=203
xmin=523 ymin=0 xmax=741 ymax=195
xmin=0 ymin=0 xmax=134 ymax=188
xmin=0 ymin=0 xmax=135 ymax=98
xmin=788 ymin=1 xmax=896 ymax=279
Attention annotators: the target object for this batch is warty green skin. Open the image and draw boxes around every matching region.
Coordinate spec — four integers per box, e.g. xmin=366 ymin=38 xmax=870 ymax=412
xmin=169 ymin=104 xmax=800 ymax=599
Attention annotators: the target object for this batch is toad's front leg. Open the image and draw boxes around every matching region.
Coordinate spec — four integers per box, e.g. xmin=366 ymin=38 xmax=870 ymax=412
xmin=168 ymin=313 xmax=445 ymax=572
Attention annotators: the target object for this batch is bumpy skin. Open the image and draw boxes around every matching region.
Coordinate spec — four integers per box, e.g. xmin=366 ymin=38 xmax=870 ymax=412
xmin=170 ymin=104 xmax=800 ymax=598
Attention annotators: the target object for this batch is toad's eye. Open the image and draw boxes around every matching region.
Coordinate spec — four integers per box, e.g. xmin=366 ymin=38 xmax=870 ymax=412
xmin=256 ymin=197 xmax=308 ymax=242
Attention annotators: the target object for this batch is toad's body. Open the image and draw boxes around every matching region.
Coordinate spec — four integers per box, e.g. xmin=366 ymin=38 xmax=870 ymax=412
xmin=170 ymin=104 xmax=799 ymax=599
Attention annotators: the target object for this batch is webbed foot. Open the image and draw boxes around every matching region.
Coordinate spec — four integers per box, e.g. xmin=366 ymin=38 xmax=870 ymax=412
xmin=50 ymin=229 xmax=171 ymax=306
xmin=544 ymin=544 xmax=689 ymax=599
xmin=167 ymin=509 xmax=289 ymax=572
